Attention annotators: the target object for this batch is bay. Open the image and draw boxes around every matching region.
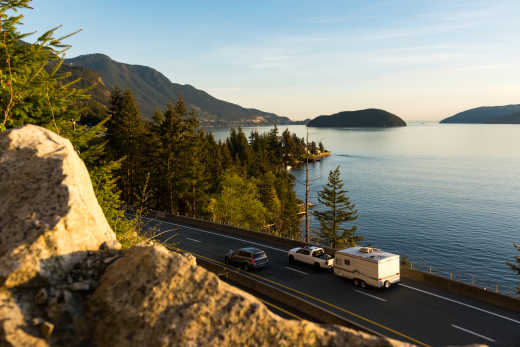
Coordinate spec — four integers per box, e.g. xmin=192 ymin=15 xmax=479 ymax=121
xmin=210 ymin=123 xmax=520 ymax=294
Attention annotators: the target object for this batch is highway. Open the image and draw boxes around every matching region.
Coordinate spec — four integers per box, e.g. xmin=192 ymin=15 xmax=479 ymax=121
xmin=138 ymin=215 xmax=520 ymax=347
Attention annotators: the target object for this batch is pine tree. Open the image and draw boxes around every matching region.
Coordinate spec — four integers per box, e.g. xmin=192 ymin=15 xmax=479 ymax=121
xmin=106 ymin=88 xmax=144 ymax=204
xmin=313 ymin=166 xmax=361 ymax=248
xmin=0 ymin=1 xmax=87 ymax=132
xmin=507 ymin=243 xmax=520 ymax=293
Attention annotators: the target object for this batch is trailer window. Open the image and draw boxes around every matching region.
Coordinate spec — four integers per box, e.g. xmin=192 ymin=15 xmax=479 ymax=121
xmin=344 ymin=259 xmax=350 ymax=265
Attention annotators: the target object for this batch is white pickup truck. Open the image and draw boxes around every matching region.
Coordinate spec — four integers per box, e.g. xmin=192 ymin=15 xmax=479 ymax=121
xmin=288 ymin=246 xmax=334 ymax=270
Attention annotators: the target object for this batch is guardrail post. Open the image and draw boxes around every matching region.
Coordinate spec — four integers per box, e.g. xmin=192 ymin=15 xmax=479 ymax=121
xmin=472 ymin=278 xmax=475 ymax=286
xmin=449 ymin=272 xmax=452 ymax=280
xmin=496 ymin=285 xmax=499 ymax=293
xmin=428 ymin=266 xmax=432 ymax=273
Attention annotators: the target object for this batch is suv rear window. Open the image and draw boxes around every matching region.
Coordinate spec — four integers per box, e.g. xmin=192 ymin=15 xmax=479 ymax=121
xmin=254 ymin=252 xmax=266 ymax=259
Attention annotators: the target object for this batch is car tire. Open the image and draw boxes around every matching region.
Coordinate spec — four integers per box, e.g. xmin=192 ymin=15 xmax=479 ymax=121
xmin=289 ymin=255 xmax=294 ymax=264
xmin=360 ymin=281 xmax=366 ymax=289
xmin=314 ymin=263 xmax=320 ymax=271
xmin=353 ymin=279 xmax=359 ymax=287
xmin=384 ymin=281 xmax=391 ymax=289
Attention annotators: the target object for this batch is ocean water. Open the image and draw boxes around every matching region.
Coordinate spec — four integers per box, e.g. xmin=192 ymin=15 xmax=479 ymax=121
xmin=210 ymin=123 xmax=520 ymax=294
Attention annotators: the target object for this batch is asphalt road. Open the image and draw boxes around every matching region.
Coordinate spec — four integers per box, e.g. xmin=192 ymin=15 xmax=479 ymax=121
xmin=138 ymin=215 xmax=520 ymax=347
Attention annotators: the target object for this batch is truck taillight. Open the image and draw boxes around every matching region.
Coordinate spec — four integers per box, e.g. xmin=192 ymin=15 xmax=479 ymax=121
xmin=250 ymin=259 xmax=255 ymax=264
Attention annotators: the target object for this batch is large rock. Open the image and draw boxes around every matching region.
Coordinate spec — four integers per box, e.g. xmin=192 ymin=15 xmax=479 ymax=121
xmin=0 ymin=125 xmax=120 ymax=288
xmin=90 ymin=244 xmax=410 ymax=347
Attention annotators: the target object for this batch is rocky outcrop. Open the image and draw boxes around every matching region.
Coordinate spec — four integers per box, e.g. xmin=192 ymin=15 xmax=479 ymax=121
xmin=0 ymin=125 xmax=120 ymax=289
xmin=91 ymin=244 xmax=408 ymax=347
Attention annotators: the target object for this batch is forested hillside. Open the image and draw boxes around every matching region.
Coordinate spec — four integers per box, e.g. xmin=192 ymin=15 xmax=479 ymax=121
xmin=65 ymin=53 xmax=291 ymax=126
xmin=106 ymin=88 xmax=312 ymax=237
xmin=440 ymin=105 xmax=520 ymax=124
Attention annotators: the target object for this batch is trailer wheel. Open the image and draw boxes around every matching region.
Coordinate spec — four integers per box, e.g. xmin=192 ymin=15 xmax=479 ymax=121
xmin=384 ymin=281 xmax=391 ymax=289
xmin=353 ymin=279 xmax=360 ymax=287
xmin=360 ymin=281 xmax=366 ymax=288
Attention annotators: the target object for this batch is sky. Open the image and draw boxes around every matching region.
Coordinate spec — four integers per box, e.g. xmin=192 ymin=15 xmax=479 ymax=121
xmin=22 ymin=0 xmax=520 ymax=121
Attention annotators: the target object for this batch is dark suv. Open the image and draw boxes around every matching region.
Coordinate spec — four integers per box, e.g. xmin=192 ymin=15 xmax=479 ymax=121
xmin=224 ymin=247 xmax=269 ymax=271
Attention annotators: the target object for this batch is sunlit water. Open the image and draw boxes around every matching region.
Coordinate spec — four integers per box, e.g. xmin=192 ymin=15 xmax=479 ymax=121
xmin=210 ymin=123 xmax=520 ymax=293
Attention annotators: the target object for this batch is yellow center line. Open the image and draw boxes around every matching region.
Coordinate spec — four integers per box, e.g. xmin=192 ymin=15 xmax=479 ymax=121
xmin=259 ymin=299 xmax=303 ymax=321
xmin=174 ymin=247 xmax=431 ymax=347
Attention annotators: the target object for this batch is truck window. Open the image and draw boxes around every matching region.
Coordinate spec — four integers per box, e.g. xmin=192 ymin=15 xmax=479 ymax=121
xmin=313 ymin=250 xmax=324 ymax=257
xmin=344 ymin=259 xmax=350 ymax=265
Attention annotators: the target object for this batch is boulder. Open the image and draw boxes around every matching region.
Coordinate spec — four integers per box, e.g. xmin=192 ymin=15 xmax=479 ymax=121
xmin=90 ymin=244 xmax=410 ymax=347
xmin=0 ymin=124 xmax=120 ymax=288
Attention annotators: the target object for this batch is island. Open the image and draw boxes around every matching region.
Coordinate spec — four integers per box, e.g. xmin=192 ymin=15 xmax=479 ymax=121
xmin=307 ymin=109 xmax=407 ymax=127
xmin=440 ymin=105 xmax=520 ymax=124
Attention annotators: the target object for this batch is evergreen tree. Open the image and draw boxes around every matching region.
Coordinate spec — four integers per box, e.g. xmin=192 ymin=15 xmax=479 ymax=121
xmin=313 ymin=166 xmax=361 ymax=248
xmin=275 ymin=172 xmax=301 ymax=239
xmin=106 ymin=88 xmax=144 ymax=204
xmin=258 ymin=171 xmax=281 ymax=229
xmin=152 ymin=107 xmax=165 ymax=125
xmin=507 ymin=243 xmax=520 ymax=293
xmin=158 ymin=102 xmax=182 ymax=213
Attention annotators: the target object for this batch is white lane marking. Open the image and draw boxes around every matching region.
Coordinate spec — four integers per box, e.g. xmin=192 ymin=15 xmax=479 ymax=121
xmin=354 ymin=289 xmax=388 ymax=302
xmin=186 ymin=237 xmax=201 ymax=243
xmin=138 ymin=215 xmax=287 ymax=253
xmin=451 ymin=324 xmax=495 ymax=343
xmin=399 ymin=283 xmax=520 ymax=325
xmin=284 ymin=266 xmax=309 ymax=275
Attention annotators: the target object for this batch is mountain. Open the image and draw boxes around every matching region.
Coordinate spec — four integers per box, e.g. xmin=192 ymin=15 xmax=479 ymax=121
xmin=440 ymin=105 xmax=520 ymax=124
xmin=65 ymin=53 xmax=290 ymax=126
xmin=307 ymin=109 xmax=406 ymax=128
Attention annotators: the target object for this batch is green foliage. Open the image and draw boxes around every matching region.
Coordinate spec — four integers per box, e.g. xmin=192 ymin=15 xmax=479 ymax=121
xmin=313 ymin=166 xmax=361 ymax=248
xmin=0 ymin=1 xmax=87 ymax=131
xmin=507 ymin=243 xmax=520 ymax=293
xmin=106 ymin=88 xmax=145 ymax=203
xmin=208 ymin=171 xmax=266 ymax=231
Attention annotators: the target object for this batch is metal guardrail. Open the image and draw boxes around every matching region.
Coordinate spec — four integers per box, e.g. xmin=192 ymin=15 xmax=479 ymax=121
xmin=142 ymin=209 xmax=520 ymax=312
xmin=406 ymin=262 xmax=518 ymax=296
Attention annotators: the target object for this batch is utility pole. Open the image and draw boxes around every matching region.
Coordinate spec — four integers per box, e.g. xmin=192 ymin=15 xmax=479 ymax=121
xmin=305 ymin=127 xmax=310 ymax=243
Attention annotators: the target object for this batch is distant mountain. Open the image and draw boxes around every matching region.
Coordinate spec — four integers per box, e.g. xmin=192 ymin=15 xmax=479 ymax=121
xmin=440 ymin=105 xmax=520 ymax=124
xmin=65 ymin=53 xmax=291 ymax=126
xmin=307 ymin=109 xmax=406 ymax=128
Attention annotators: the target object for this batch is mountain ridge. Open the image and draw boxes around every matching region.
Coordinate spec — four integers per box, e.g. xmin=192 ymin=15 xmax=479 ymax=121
xmin=65 ymin=53 xmax=291 ymax=126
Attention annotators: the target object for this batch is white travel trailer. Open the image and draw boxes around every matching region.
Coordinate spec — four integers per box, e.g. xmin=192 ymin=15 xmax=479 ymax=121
xmin=334 ymin=247 xmax=400 ymax=288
